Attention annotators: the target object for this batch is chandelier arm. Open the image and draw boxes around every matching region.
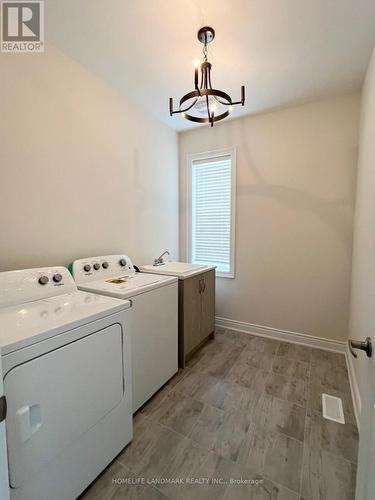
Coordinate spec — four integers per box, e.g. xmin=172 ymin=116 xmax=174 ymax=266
xmin=214 ymin=96 xmax=233 ymax=105
xmin=208 ymin=68 xmax=213 ymax=90
xmin=205 ymin=94 xmax=215 ymax=127
xmin=181 ymin=109 xmax=231 ymax=124
xmin=199 ymin=88 xmax=232 ymax=103
xmin=179 ymin=97 xmax=199 ymax=113
xmin=205 ymin=94 xmax=210 ymax=120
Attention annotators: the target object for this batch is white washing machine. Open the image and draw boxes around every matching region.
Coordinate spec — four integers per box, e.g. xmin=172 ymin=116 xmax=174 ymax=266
xmin=71 ymin=255 xmax=178 ymax=412
xmin=0 ymin=267 xmax=132 ymax=500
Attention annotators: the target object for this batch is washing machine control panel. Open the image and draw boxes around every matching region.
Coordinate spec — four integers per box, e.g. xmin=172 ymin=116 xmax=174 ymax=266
xmin=72 ymin=255 xmax=135 ymax=284
xmin=0 ymin=267 xmax=77 ymax=308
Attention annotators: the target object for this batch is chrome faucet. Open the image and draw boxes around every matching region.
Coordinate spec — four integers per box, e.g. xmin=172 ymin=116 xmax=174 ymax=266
xmin=154 ymin=250 xmax=170 ymax=266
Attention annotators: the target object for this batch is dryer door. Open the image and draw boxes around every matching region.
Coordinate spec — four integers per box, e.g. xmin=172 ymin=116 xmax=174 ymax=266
xmin=5 ymin=323 xmax=124 ymax=488
xmin=0 ymin=351 xmax=10 ymax=500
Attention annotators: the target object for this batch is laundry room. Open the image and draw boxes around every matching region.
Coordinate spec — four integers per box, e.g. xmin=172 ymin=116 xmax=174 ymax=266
xmin=1 ymin=2 xmax=375 ymax=500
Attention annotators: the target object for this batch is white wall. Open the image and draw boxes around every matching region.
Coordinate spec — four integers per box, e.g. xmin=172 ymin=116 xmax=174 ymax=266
xmin=179 ymin=95 xmax=360 ymax=342
xmin=349 ymin=47 xmax=375 ymax=403
xmin=0 ymin=45 xmax=178 ymax=271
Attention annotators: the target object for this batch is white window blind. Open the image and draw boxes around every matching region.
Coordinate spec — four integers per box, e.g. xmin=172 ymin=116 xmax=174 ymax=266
xmin=190 ymin=151 xmax=235 ymax=277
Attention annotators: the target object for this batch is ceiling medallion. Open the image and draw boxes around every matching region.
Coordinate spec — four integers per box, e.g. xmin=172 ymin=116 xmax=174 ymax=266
xmin=169 ymin=26 xmax=245 ymax=127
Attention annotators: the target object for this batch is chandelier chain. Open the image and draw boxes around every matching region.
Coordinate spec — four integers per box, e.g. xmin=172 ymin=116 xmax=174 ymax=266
xmin=203 ymin=43 xmax=208 ymax=62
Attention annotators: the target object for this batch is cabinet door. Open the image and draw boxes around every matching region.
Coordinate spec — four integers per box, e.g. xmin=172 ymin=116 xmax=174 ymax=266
xmin=183 ymin=275 xmax=202 ymax=356
xmin=201 ymin=270 xmax=215 ymax=338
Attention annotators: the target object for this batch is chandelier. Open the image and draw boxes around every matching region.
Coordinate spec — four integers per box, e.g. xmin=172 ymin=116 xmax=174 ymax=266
xmin=169 ymin=26 xmax=245 ymax=127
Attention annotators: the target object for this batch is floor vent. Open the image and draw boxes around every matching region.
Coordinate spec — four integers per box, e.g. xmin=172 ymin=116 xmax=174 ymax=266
xmin=322 ymin=393 xmax=345 ymax=424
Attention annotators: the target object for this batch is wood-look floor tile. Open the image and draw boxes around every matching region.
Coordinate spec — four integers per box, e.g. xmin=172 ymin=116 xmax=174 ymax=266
xmin=201 ymin=379 xmax=261 ymax=413
xmin=251 ymin=395 xmax=306 ymax=441
xmin=212 ymin=409 xmax=253 ymax=461
xmin=262 ymin=432 xmax=303 ymax=492
xmin=196 ymin=344 xmax=242 ymax=379
xmin=139 ymin=386 xmax=170 ymax=417
xmin=165 ymin=368 xmax=191 ymax=390
xmin=301 ymin=447 xmax=356 ymax=500
xmin=173 ymin=369 xmax=219 ymax=400
xmin=137 ymin=487 xmax=170 ymax=500
xmin=226 ymin=362 xmax=270 ymax=391
xmin=237 ymin=424 xmax=271 ymax=472
xmin=224 ymin=463 xmax=299 ymax=500
xmin=310 ymin=364 xmax=350 ymax=394
xmin=91 ymin=336 xmax=358 ymax=500
xmin=133 ymin=412 xmax=150 ymax=439
xmin=117 ymin=420 xmax=161 ymax=471
xmin=80 ymin=460 xmax=126 ymax=500
xmin=189 ymin=405 xmax=253 ymax=462
xmin=310 ymin=349 xmax=346 ymax=369
xmin=238 ymin=349 xmax=276 ymax=371
xmin=81 ymin=460 xmax=146 ymax=500
xmin=157 ymin=439 xmax=210 ymax=498
xmin=189 ymin=404 xmax=225 ymax=451
xmin=185 ymin=346 xmax=209 ymax=369
xmin=215 ymin=329 xmax=254 ymax=348
xmin=238 ymin=427 xmax=303 ymax=492
xmin=308 ymin=384 xmax=356 ymax=425
xmin=266 ymin=372 xmax=308 ymax=406
xmin=277 ymin=343 xmax=312 ymax=362
xmin=272 ymin=356 xmax=310 ymax=379
xmin=305 ymin=410 xmax=358 ymax=463
xmin=109 ymin=470 xmax=148 ymax=500
xmin=246 ymin=336 xmax=280 ymax=355
xmin=161 ymin=450 xmax=235 ymax=500
xmin=151 ymin=390 xmax=204 ymax=436
xmin=118 ymin=421 xmax=185 ymax=479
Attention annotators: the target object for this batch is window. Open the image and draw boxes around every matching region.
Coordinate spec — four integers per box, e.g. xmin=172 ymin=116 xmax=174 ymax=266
xmin=187 ymin=148 xmax=236 ymax=278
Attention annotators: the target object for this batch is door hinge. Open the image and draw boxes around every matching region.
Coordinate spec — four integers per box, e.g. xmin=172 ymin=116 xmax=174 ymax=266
xmin=0 ymin=395 xmax=7 ymax=423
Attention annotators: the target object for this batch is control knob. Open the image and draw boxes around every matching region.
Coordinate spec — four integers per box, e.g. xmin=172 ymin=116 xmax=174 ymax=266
xmin=38 ymin=276 xmax=49 ymax=285
xmin=93 ymin=263 xmax=100 ymax=270
xmin=102 ymin=262 xmax=109 ymax=269
xmin=53 ymin=274 xmax=63 ymax=283
xmin=83 ymin=264 xmax=91 ymax=272
xmin=119 ymin=258 xmax=127 ymax=267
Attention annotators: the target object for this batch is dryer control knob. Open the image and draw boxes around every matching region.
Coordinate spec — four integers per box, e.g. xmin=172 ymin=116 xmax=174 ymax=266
xmin=83 ymin=264 xmax=91 ymax=272
xmin=38 ymin=276 xmax=49 ymax=285
xmin=119 ymin=258 xmax=127 ymax=267
xmin=93 ymin=263 xmax=100 ymax=270
xmin=102 ymin=262 xmax=109 ymax=269
xmin=53 ymin=273 xmax=63 ymax=283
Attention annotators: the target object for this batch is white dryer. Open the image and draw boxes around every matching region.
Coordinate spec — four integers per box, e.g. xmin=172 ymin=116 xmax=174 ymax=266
xmin=0 ymin=267 xmax=132 ymax=500
xmin=71 ymin=255 xmax=178 ymax=412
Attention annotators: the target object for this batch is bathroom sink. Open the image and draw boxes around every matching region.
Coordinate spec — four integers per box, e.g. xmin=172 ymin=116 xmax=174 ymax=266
xmin=139 ymin=261 xmax=211 ymax=278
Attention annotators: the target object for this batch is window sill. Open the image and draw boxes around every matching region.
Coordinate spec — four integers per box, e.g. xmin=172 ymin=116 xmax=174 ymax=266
xmin=216 ymin=273 xmax=235 ymax=279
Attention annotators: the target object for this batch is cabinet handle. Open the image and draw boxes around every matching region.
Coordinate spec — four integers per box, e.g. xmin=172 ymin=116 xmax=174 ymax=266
xmin=199 ymin=279 xmax=203 ymax=294
xmin=202 ymin=278 xmax=206 ymax=293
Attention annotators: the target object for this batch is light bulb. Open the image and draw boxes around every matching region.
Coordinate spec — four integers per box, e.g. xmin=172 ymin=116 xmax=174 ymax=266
xmin=193 ymin=59 xmax=200 ymax=68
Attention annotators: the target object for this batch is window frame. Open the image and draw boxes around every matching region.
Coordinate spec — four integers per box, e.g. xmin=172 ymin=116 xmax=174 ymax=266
xmin=186 ymin=147 xmax=236 ymax=279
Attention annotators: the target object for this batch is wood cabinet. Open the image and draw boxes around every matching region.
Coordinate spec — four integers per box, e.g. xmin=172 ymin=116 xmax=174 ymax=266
xmin=178 ymin=269 xmax=215 ymax=367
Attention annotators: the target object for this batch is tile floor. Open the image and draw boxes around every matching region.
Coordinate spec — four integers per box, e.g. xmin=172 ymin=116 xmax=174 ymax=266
xmin=80 ymin=328 xmax=358 ymax=500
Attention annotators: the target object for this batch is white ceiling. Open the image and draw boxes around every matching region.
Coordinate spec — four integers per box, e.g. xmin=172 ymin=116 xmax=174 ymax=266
xmin=47 ymin=0 xmax=375 ymax=131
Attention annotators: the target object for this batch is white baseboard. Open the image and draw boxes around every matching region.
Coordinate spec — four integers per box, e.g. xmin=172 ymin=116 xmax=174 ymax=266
xmin=345 ymin=345 xmax=361 ymax=430
xmin=215 ymin=316 xmax=346 ymax=353
xmin=215 ymin=316 xmax=361 ymax=429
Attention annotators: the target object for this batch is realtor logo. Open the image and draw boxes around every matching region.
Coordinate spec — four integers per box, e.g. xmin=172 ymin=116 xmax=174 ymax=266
xmin=1 ymin=1 xmax=44 ymax=52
